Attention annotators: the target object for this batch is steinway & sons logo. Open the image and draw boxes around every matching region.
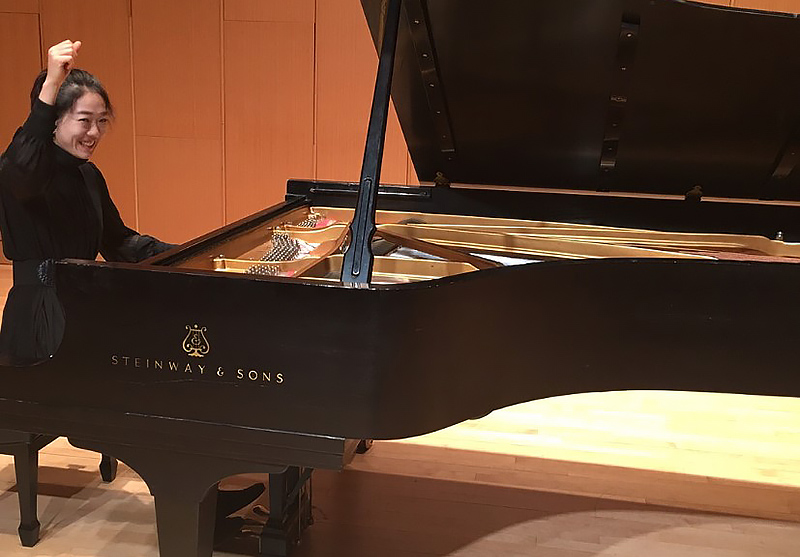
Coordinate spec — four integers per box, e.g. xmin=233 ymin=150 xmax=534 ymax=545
xmin=183 ymin=324 xmax=210 ymax=357
xmin=109 ymin=324 xmax=284 ymax=386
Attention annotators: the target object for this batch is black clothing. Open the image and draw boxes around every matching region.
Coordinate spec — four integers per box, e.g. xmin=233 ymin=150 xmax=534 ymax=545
xmin=0 ymin=99 xmax=174 ymax=365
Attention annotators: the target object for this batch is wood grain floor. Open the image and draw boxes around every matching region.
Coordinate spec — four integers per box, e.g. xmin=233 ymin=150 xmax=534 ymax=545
xmin=0 ymin=263 xmax=799 ymax=555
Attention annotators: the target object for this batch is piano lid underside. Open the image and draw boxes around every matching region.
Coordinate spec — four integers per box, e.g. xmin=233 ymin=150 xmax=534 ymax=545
xmin=363 ymin=0 xmax=800 ymax=200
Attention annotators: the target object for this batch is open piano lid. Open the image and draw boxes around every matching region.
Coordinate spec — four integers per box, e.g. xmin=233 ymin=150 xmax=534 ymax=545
xmin=360 ymin=0 xmax=800 ymax=201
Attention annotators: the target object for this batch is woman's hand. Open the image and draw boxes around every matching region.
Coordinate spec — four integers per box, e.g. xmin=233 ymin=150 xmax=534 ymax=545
xmin=39 ymin=40 xmax=82 ymax=105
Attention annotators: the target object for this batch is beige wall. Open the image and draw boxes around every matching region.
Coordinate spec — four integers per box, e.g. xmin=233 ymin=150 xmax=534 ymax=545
xmin=0 ymin=0 xmax=798 ymax=244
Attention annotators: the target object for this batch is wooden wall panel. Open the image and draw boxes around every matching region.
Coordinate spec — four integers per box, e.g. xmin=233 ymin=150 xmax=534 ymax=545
xmin=135 ymin=137 xmax=223 ymax=242
xmin=0 ymin=13 xmax=40 ymax=153
xmin=132 ymin=0 xmax=221 ymax=139
xmin=224 ymin=17 xmax=314 ymax=222
xmin=0 ymin=0 xmax=36 ymax=13
xmin=732 ymin=0 xmax=800 ymax=12
xmin=40 ymin=0 xmax=138 ymax=229
xmin=224 ymin=0 xmax=313 ymax=23
xmin=131 ymin=0 xmax=223 ymax=243
xmin=315 ymin=0 xmax=410 ymax=185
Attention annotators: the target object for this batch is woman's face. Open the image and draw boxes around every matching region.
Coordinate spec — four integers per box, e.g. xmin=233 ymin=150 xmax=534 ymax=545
xmin=54 ymin=91 xmax=109 ymax=159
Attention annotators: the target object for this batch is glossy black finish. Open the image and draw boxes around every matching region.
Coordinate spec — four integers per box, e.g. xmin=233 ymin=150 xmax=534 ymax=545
xmin=361 ymin=0 xmax=800 ymax=200
xmin=9 ymin=247 xmax=786 ymax=444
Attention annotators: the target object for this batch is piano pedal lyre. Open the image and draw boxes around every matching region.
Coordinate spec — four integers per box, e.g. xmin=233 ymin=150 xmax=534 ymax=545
xmin=258 ymin=466 xmax=314 ymax=557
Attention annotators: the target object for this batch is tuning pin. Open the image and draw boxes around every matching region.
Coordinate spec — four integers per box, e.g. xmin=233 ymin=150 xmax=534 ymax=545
xmin=776 ymin=231 xmax=784 ymax=241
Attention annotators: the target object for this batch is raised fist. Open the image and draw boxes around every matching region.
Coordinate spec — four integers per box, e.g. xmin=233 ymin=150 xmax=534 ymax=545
xmin=46 ymin=39 xmax=82 ymax=85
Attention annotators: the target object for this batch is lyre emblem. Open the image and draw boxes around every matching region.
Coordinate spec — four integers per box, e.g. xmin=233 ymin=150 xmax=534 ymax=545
xmin=183 ymin=325 xmax=210 ymax=358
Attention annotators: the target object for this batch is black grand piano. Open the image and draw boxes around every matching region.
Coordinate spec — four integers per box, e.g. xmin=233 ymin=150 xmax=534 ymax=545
xmin=3 ymin=0 xmax=800 ymax=555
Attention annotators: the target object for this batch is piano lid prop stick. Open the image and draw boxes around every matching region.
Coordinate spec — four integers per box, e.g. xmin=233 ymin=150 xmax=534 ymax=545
xmin=341 ymin=0 xmax=403 ymax=288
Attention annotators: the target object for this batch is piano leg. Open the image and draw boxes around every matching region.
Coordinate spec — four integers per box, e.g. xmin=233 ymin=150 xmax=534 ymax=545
xmin=13 ymin=440 xmax=40 ymax=547
xmin=0 ymin=431 xmax=56 ymax=547
xmin=154 ymin=486 xmax=218 ymax=557
xmin=259 ymin=467 xmax=313 ymax=557
xmin=99 ymin=454 xmax=118 ymax=482
xmin=68 ymin=437 xmax=284 ymax=557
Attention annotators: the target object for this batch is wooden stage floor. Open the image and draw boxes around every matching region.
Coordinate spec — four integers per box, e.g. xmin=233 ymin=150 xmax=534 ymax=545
xmin=0 ymin=263 xmax=798 ymax=555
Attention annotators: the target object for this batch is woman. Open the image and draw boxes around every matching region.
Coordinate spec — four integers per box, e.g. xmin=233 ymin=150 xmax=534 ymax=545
xmin=0 ymin=40 xmax=173 ymax=365
xmin=0 ymin=40 xmax=264 ymax=538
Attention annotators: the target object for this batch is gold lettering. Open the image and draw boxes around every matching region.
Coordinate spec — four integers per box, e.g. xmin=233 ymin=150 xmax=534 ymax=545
xmin=107 ymin=353 xmax=284 ymax=386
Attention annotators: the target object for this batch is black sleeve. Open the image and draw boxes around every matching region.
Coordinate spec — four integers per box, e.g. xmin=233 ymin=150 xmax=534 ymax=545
xmin=91 ymin=165 xmax=177 ymax=263
xmin=0 ymin=99 xmax=58 ymax=202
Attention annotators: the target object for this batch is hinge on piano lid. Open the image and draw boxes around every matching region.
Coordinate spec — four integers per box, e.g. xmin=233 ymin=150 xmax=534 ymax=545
xmin=762 ymin=132 xmax=800 ymax=200
xmin=600 ymin=14 xmax=640 ymax=178
xmin=684 ymin=185 xmax=703 ymax=202
xmin=404 ymin=0 xmax=458 ymax=165
xmin=433 ymin=171 xmax=451 ymax=187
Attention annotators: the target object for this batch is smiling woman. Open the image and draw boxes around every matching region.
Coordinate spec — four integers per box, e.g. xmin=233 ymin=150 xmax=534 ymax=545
xmin=0 ymin=40 xmax=263 ymax=541
xmin=0 ymin=40 xmax=174 ymax=366
xmin=49 ymin=75 xmax=112 ymax=160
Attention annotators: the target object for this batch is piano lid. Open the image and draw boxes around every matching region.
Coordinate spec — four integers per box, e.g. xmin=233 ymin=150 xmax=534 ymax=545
xmin=361 ymin=0 xmax=800 ymax=201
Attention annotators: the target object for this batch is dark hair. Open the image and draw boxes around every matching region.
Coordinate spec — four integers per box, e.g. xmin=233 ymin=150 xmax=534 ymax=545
xmin=29 ymin=68 xmax=114 ymax=120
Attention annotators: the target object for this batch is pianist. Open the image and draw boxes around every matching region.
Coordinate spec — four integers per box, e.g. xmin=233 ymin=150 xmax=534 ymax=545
xmin=0 ymin=39 xmax=265 ymax=537
xmin=0 ymin=39 xmax=175 ymax=366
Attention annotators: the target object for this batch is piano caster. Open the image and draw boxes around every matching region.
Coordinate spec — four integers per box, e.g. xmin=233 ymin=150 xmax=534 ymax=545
xmin=356 ymin=439 xmax=373 ymax=454
xmin=99 ymin=454 xmax=118 ymax=482
xmin=258 ymin=467 xmax=313 ymax=557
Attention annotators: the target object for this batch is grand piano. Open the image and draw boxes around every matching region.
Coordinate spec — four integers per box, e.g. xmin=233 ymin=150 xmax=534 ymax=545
xmin=3 ymin=0 xmax=800 ymax=555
